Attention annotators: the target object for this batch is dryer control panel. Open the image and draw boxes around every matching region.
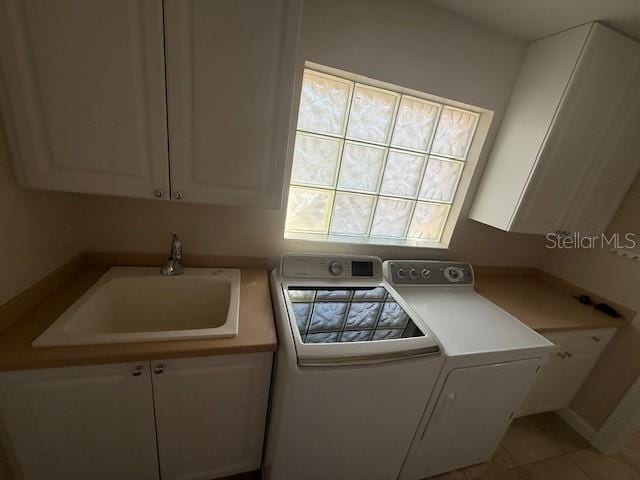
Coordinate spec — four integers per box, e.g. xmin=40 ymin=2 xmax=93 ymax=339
xmin=281 ymin=254 xmax=383 ymax=280
xmin=384 ymin=260 xmax=474 ymax=286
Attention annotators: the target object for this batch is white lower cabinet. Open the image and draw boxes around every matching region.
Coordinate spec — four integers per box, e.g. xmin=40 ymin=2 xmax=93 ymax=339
xmin=0 ymin=353 xmax=272 ymax=480
xmin=152 ymin=354 xmax=272 ymax=480
xmin=0 ymin=362 xmax=159 ymax=480
xmin=519 ymin=328 xmax=615 ymax=415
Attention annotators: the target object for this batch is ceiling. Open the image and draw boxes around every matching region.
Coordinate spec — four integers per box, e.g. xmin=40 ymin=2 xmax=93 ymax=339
xmin=429 ymin=0 xmax=640 ymax=41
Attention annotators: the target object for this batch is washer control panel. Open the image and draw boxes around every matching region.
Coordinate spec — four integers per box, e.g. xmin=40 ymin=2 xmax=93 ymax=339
xmin=281 ymin=254 xmax=383 ymax=280
xmin=384 ymin=260 xmax=474 ymax=286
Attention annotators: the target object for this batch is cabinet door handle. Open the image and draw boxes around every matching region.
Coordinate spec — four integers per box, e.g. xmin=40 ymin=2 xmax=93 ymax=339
xmin=154 ymin=363 xmax=164 ymax=374
xmin=557 ymin=352 xmax=567 ymax=359
xmin=131 ymin=365 xmax=143 ymax=376
xmin=592 ymin=336 xmax=601 ymax=343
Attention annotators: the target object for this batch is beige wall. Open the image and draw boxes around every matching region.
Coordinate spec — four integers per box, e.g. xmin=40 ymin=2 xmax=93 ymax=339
xmin=82 ymin=193 xmax=544 ymax=266
xmin=0 ymin=124 xmax=86 ymax=306
xmin=0 ymin=111 xmax=85 ymax=480
xmin=81 ymin=0 xmax=547 ymax=267
xmin=542 ymin=172 xmax=640 ymax=429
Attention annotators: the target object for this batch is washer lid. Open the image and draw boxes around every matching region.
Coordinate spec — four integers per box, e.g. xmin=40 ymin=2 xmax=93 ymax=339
xmin=394 ymin=287 xmax=553 ymax=356
xmin=282 ymin=283 xmax=440 ymax=366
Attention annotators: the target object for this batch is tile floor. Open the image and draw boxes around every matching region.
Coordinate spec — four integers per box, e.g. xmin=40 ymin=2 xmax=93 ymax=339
xmin=429 ymin=412 xmax=640 ymax=480
xmin=223 ymin=415 xmax=640 ymax=480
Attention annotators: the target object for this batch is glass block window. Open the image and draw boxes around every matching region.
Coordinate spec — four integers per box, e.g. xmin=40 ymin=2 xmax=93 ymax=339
xmin=285 ymin=68 xmax=481 ymax=246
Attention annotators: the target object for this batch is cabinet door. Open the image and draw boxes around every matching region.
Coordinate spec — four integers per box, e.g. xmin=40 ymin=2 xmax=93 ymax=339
xmin=563 ymin=71 xmax=640 ymax=234
xmin=152 ymin=353 xmax=272 ymax=480
xmin=402 ymin=359 xmax=541 ymax=479
xmin=0 ymin=363 xmax=159 ymax=480
xmin=521 ymin=345 xmax=605 ymax=414
xmin=0 ymin=0 xmax=170 ymax=199
xmin=163 ymin=0 xmax=302 ymax=207
xmin=468 ymin=24 xmax=589 ymax=232
xmin=513 ymin=24 xmax=640 ymax=234
xmin=544 ymin=345 xmax=605 ymax=411
xmin=519 ymin=348 xmax=567 ymax=415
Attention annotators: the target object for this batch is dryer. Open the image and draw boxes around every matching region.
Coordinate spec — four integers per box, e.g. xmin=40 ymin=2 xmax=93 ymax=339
xmin=383 ymin=260 xmax=554 ymax=480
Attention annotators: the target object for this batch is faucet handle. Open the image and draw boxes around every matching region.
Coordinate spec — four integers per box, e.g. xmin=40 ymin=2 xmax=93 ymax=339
xmin=169 ymin=233 xmax=182 ymax=260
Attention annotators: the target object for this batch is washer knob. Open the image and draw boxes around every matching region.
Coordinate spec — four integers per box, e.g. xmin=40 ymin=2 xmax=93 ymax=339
xmin=409 ymin=268 xmax=419 ymax=279
xmin=444 ymin=266 xmax=465 ymax=283
xmin=396 ymin=268 xmax=406 ymax=279
xmin=328 ymin=261 xmax=343 ymax=276
xmin=421 ymin=268 xmax=431 ymax=279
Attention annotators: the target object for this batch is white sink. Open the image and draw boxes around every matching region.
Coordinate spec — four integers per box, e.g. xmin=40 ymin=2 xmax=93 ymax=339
xmin=33 ymin=267 xmax=240 ymax=347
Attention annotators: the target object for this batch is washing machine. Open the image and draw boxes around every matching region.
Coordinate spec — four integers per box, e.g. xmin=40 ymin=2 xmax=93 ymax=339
xmin=383 ymin=260 xmax=554 ymax=479
xmin=264 ymin=254 xmax=444 ymax=480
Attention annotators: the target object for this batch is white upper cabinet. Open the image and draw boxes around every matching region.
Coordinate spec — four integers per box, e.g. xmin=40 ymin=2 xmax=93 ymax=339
xmin=0 ymin=0 xmax=170 ymax=199
xmin=163 ymin=0 xmax=302 ymax=207
xmin=563 ymin=71 xmax=640 ymax=234
xmin=470 ymin=23 xmax=640 ymax=234
xmin=0 ymin=0 xmax=302 ymax=208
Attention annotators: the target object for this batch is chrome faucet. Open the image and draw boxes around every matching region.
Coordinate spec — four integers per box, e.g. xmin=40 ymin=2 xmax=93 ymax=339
xmin=160 ymin=233 xmax=184 ymax=276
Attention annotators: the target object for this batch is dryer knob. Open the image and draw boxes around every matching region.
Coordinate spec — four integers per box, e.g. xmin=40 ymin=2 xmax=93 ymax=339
xmin=444 ymin=266 xmax=465 ymax=283
xmin=409 ymin=268 xmax=419 ymax=279
xmin=328 ymin=261 xmax=343 ymax=276
xmin=421 ymin=268 xmax=431 ymax=279
xmin=396 ymin=268 xmax=407 ymax=279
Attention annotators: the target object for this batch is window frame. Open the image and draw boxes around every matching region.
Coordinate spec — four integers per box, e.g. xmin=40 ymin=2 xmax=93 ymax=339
xmin=282 ymin=62 xmax=494 ymax=249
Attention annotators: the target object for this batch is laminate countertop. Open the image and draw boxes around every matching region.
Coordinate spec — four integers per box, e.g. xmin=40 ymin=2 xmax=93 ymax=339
xmin=474 ymin=268 xmax=633 ymax=333
xmin=1 ymin=257 xmax=632 ymax=371
xmin=0 ymin=258 xmax=277 ymax=372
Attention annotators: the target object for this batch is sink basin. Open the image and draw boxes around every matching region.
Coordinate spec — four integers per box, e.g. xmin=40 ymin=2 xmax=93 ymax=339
xmin=33 ymin=267 xmax=240 ymax=347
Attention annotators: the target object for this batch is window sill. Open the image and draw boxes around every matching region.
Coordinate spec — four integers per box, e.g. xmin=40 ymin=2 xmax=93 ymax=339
xmin=283 ymin=232 xmax=449 ymax=250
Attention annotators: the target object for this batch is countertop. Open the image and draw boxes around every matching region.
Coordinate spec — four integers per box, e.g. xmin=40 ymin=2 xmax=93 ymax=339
xmin=1 ymin=256 xmax=633 ymax=371
xmin=474 ymin=268 xmax=633 ymax=333
xmin=0 ymin=257 xmax=277 ymax=371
